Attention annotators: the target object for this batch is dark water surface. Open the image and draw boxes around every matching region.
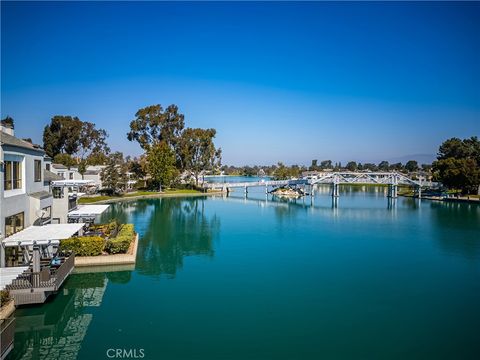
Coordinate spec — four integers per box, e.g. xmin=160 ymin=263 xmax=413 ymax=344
xmin=9 ymin=186 xmax=480 ymax=359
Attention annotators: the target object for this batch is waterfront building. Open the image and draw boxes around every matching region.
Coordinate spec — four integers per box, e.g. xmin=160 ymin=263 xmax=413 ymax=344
xmin=0 ymin=120 xmax=53 ymax=267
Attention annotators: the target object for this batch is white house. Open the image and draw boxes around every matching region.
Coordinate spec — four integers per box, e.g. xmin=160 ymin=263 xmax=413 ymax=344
xmin=1 ymin=120 xmax=53 ymax=267
xmin=50 ymin=163 xmax=106 ymax=189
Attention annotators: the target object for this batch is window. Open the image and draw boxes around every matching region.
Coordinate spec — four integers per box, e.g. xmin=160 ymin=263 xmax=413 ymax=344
xmin=46 ymin=163 xmax=51 ymax=171
xmin=5 ymin=212 xmax=24 ymax=237
xmin=69 ymin=172 xmax=74 ymax=180
xmin=4 ymin=160 xmax=22 ymax=190
xmin=34 ymin=160 xmax=42 ymax=182
xmin=52 ymin=187 xmax=64 ymax=199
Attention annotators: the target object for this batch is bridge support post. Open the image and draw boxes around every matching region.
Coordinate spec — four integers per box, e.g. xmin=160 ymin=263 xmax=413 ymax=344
xmin=331 ymin=176 xmax=339 ymax=197
xmin=388 ymin=184 xmax=398 ymax=198
xmin=417 ymin=186 xmax=422 ymax=199
xmin=331 ymin=183 xmax=339 ymax=197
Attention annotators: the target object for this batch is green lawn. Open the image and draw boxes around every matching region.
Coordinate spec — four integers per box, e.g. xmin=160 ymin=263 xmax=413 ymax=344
xmin=78 ymin=189 xmax=204 ymax=204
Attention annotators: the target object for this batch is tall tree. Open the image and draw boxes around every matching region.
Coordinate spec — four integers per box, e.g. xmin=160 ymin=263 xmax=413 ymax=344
xmin=43 ymin=116 xmax=83 ymax=157
xmin=320 ymin=160 xmax=332 ymax=169
xmin=433 ymin=136 xmax=480 ymax=194
xmin=405 ymin=160 xmax=419 ymax=172
xmin=43 ymin=116 xmax=109 ymax=172
xmin=101 ymin=152 xmax=128 ymax=194
xmin=378 ymin=161 xmax=390 ymax=171
xmin=178 ymin=128 xmax=221 ymax=185
xmin=127 ymin=104 xmax=185 ymax=152
xmin=346 ymin=161 xmax=357 ymax=171
xmin=147 ymin=142 xmax=178 ymax=191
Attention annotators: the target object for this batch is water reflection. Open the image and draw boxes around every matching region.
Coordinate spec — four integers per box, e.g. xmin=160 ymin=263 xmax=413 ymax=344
xmin=103 ymin=197 xmax=220 ymax=278
xmin=10 ymin=272 xmax=117 ymax=360
xmin=430 ymin=201 xmax=480 ymax=260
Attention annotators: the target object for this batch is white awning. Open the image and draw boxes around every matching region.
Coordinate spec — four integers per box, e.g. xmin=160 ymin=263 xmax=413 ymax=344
xmin=51 ymin=180 xmax=94 ymax=187
xmin=68 ymin=205 xmax=110 ymax=218
xmin=2 ymin=223 xmax=85 ymax=247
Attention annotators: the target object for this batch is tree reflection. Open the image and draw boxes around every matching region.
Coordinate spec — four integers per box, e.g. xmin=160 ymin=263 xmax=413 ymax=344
xmin=134 ymin=197 xmax=220 ymax=278
xmin=430 ymin=201 xmax=480 ymax=260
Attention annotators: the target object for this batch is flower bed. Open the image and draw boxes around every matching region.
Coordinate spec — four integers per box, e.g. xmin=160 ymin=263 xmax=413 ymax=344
xmin=60 ymin=221 xmax=136 ymax=256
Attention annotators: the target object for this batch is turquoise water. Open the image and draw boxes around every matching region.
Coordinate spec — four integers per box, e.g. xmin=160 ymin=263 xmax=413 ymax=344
xmin=205 ymin=175 xmax=269 ymax=183
xmin=9 ymin=185 xmax=480 ymax=359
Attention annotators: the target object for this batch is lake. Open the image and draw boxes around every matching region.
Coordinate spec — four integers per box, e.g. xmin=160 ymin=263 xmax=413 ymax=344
xmin=8 ymin=185 xmax=480 ymax=359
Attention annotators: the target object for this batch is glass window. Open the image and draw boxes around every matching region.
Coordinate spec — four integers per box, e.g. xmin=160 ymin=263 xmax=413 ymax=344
xmin=4 ymin=160 xmax=22 ymax=190
xmin=4 ymin=161 xmax=12 ymax=190
xmin=69 ymin=172 xmax=74 ymax=180
xmin=13 ymin=161 xmax=22 ymax=189
xmin=46 ymin=163 xmax=51 ymax=171
xmin=52 ymin=187 xmax=63 ymax=198
xmin=5 ymin=212 xmax=24 ymax=237
xmin=34 ymin=160 xmax=42 ymax=182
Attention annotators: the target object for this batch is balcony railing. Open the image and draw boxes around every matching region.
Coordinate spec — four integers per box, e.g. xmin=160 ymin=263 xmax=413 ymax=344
xmin=0 ymin=317 xmax=15 ymax=360
xmin=6 ymin=253 xmax=75 ymax=292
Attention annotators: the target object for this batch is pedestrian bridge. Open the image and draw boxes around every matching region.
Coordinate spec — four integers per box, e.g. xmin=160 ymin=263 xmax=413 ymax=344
xmin=203 ymin=172 xmax=430 ymax=198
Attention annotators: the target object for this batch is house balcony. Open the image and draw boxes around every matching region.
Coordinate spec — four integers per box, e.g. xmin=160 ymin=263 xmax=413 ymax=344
xmin=6 ymin=253 xmax=75 ymax=306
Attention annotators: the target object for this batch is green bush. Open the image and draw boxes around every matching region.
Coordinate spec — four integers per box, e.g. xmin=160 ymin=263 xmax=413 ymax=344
xmin=105 ymin=224 xmax=135 ymax=254
xmin=60 ymin=236 xmax=105 ymax=256
xmin=1 ymin=289 xmax=11 ymax=307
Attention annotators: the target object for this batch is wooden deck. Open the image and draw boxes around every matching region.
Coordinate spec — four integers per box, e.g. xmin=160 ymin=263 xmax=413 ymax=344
xmin=6 ymin=254 xmax=75 ymax=306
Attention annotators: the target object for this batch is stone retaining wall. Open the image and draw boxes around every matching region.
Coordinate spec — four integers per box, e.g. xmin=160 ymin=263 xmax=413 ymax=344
xmin=74 ymin=233 xmax=139 ymax=267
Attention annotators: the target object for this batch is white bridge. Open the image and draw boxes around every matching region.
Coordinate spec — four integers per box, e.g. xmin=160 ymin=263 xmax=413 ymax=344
xmin=203 ymin=172 xmax=430 ymax=198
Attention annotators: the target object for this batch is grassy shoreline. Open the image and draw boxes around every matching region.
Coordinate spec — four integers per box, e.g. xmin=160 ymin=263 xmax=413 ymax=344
xmin=78 ymin=189 xmax=223 ymax=204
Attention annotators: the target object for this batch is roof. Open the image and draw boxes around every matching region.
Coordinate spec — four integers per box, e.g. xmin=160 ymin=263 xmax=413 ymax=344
xmin=44 ymin=169 xmax=63 ymax=182
xmin=84 ymin=169 xmax=100 ymax=175
xmin=29 ymin=191 xmax=52 ymax=200
xmin=1 ymin=131 xmax=45 ymax=153
xmin=52 ymin=163 xmax=68 ymax=169
xmin=2 ymin=223 xmax=85 ymax=247
xmin=51 ymin=179 xmax=94 ymax=186
xmin=68 ymin=205 xmax=110 ymax=218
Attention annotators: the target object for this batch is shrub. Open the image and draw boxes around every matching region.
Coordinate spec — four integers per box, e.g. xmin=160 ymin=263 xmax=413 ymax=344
xmin=1 ymin=290 xmax=11 ymax=307
xmin=105 ymin=224 xmax=135 ymax=254
xmin=60 ymin=236 xmax=105 ymax=256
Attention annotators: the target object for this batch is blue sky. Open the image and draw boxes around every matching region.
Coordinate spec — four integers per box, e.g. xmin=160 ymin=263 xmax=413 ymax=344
xmin=1 ymin=1 xmax=479 ymax=165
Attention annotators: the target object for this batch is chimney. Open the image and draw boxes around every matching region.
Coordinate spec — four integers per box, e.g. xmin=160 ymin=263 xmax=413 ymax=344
xmin=1 ymin=118 xmax=15 ymax=136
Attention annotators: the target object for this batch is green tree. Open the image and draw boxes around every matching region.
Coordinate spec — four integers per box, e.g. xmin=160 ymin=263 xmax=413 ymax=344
xmin=127 ymin=104 xmax=185 ymax=153
xmin=433 ymin=136 xmax=480 ymax=194
xmin=147 ymin=142 xmax=178 ymax=191
xmin=43 ymin=116 xmax=109 ymax=172
xmin=53 ymin=153 xmax=77 ymax=168
xmin=43 ymin=116 xmax=83 ymax=157
xmin=87 ymin=151 xmax=109 ymax=165
xmin=178 ymin=128 xmax=221 ymax=185
xmin=346 ymin=161 xmax=357 ymax=171
xmin=405 ymin=160 xmax=419 ymax=172
xmin=101 ymin=152 xmax=128 ymax=194
xmin=378 ymin=161 xmax=390 ymax=171
xmin=320 ymin=160 xmax=332 ymax=169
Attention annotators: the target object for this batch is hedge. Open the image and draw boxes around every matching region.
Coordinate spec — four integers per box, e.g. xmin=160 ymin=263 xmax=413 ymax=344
xmin=105 ymin=224 xmax=135 ymax=254
xmin=1 ymin=290 xmax=11 ymax=307
xmin=60 ymin=236 xmax=105 ymax=256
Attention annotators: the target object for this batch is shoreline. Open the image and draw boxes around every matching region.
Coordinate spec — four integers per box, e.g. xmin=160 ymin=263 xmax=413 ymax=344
xmin=80 ymin=190 xmax=225 ymax=205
